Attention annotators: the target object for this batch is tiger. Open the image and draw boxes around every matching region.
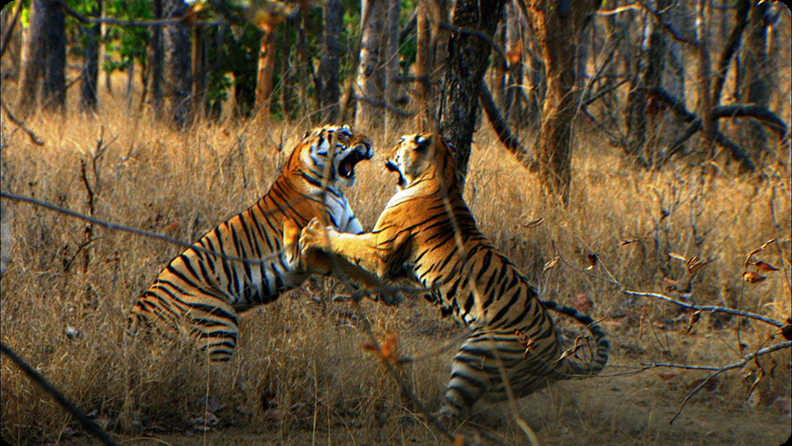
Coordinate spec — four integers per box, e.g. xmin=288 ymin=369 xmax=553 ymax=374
xmin=298 ymin=133 xmax=609 ymax=418
xmin=127 ymin=124 xmax=376 ymax=362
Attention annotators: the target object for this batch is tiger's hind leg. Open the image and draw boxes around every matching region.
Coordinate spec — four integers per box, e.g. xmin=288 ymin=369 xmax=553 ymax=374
xmin=185 ymin=298 xmax=241 ymax=362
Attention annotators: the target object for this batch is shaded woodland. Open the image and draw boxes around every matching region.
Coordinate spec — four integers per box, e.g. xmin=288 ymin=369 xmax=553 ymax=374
xmin=2 ymin=0 xmax=788 ymax=201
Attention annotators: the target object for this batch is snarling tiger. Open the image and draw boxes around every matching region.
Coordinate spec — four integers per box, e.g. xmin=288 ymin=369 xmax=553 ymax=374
xmin=127 ymin=124 xmax=375 ymax=362
xmin=298 ymin=133 xmax=609 ymax=418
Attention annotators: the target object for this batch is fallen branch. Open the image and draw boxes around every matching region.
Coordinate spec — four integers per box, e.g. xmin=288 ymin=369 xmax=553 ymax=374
xmin=1 ymin=102 xmax=45 ymax=146
xmin=0 ymin=341 xmax=118 ymax=446
xmin=478 ymin=83 xmax=537 ymax=171
xmin=667 ymin=340 xmax=792 ymax=424
xmin=622 ymin=289 xmax=784 ymax=328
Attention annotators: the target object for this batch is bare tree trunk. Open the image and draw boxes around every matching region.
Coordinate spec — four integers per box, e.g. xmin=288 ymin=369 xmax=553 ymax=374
xmin=437 ymin=0 xmax=507 ymax=178
xmin=126 ymin=61 xmax=135 ymax=109
xmin=525 ymin=0 xmax=599 ymax=204
xmin=193 ymin=25 xmax=208 ymax=121
xmin=742 ymin=1 xmax=772 ymax=158
xmin=383 ymin=0 xmax=401 ymax=138
xmin=164 ymin=0 xmax=192 ymax=127
xmin=42 ymin=0 xmax=66 ymax=114
xmin=1 ymin=2 xmax=24 ymax=80
xmin=255 ymin=28 xmax=277 ymax=113
xmin=80 ymin=0 xmax=101 ymax=113
xmin=17 ymin=0 xmax=46 ymax=117
xmin=414 ymin=1 xmax=434 ymax=131
xmin=355 ymin=0 xmax=385 ymax=131
xmin=696 ymin=0 xmax=715 ymax=155
xmin=318 ymin=0 xmax=342 ymax=122
xmin=624 ymin=5 xmax=654 ymax=165
xmin=149 ymin=0 xmax=164 ymax=118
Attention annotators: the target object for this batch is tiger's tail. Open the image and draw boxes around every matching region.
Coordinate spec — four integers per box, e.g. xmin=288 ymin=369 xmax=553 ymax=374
xmin=540 ymin=299 xmax=609 ymax=378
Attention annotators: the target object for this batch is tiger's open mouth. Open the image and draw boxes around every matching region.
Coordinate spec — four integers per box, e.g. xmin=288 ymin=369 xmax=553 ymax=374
xmin=338 ymin=144 xmax=373 ymax=179
xmin=385 ymin=159 xmax=406 ymax=187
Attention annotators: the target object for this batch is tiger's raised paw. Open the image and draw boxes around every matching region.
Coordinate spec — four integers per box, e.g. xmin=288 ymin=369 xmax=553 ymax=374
xmin=299 ymin=218 xmax=335 ymax=257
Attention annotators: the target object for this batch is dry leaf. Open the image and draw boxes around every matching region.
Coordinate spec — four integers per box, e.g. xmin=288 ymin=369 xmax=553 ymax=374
xmin=657 ymin=372 xmax=678 ymax=381
xmin=515 ymin=329 xmax=536 ymax=359
xmin=522 ymin=217 xmax=545 ymax=229
xmin=753 ymin=261 xmax=779 ymax=272
xmin=453 ymin=435 xmax=465 ymax=446
xmin=380 ymin=332 xmax=398 ymax=361
xmin=543 ymin=257 xmax=559 ymax=272
xmin=742 ymin=271 xmax=767 ymax=284
xmin=781 ymin=324 xmax=792 ymax=341
xmin=164 ymin=222 xmax=180 ymax=231
xmin=586 ymin=253 xmax=598 ymax=270
xmin=663 ymin=277 xmax=678 ymax=292
xmin=745 ymin=369 xmax=765 ymax=401
xmin=685 ymin=310 xmax=702 ymax=334
xmin=685 ymin=256 xmax=706 ymax=275
xmin=620 ymin=239 xmax=639 ymax=246
xmin=668 ymin=252 xmax=686 ymax=262
xmin=760 ymin=239 xmax=775 ymax=250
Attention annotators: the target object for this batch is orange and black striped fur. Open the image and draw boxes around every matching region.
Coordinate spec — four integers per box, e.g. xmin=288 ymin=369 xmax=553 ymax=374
xmin=299 ymin=134 xmax=609 ymax=418
xmin=127 ymin=125 xmax=373 ymax=362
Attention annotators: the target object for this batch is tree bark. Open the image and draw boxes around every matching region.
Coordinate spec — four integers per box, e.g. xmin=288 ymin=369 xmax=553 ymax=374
xmin=318 ymin=0 xmax=342 ymax=122
xmin=164 ymin=0 xmax=192 ymax=127
xmin=193 ymin=24 xmax=209 ymax=121
xmin=413 ymin=1 xmax=434 ymax=131
xmin=525 ymin=0 xmax=599 ymax=204
xmin=742 ymin=1 xmax=772 ymax=158
xmin=149 ymin=0 xmax=164 ymax=118
xmin=17 ymin=0 xmax=46 ymax=117
xmin=80 ymin=0 xmax=102 ymax=113
xmin=42 ymin=0 xmax=66 ymax=114
xmin=383 ymin=0 xmax=402 ymax=138
xmin=437 ymin=0 xmax=507 ymax=178
xmin=254 ymin=27 xmax=278 ymax=112
xmin=355 ymin=0 xmax=386 ymax=131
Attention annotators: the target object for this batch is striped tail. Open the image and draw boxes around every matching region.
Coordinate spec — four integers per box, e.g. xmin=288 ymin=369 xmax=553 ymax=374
xmin=540 ymin=299 xmax=609 ymax=378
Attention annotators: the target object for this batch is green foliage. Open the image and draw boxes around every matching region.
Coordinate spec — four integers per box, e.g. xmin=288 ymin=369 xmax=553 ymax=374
xmin=102 ymin=0 xmax=152 ymax=74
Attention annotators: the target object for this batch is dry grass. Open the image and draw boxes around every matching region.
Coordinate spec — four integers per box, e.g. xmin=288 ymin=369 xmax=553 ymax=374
xmin=1 ymin=72 xmax=791 ymax=445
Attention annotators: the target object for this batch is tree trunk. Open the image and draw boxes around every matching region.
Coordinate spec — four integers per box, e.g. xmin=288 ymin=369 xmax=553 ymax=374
xmin=1 ymin=1 xmax=24 ymax=81
xmin=696 ymin=0 xmax=715 ymax=155
xmin=355 ymin=0 xmax=385 ymax=131
xmin=17 ymin=0 xmax=46 ymax=117
xmin=254 ymin=28 xmax=278 ymax=112
xmin=413 ymin=1 xmax=434 ymax=131
xmin=193 ymin=25 xmax=208 ymax=121
xmin=525 ymin=0 xmax=599 ymax=204
xmin=80 ymin=0 xmax=101 ymax=113
xmin=164 ymin=0 xmax=192 ymax=127
xmin=383 ymin=0 xmax=402 ymax=138
xmin=42 ymin=0 xmax=66 ymax=114
xmin=437 ymin=0 xmax=507 ymax=178
xmin=318 ymin=0 xmax=342 ymax=122
xmin=624 ymin=2 xmax=657 ymax=165
xmin=742 ymin=1 xmax=771 ymax=158
xmin=149 ymin=0 xmax=164 ymax=118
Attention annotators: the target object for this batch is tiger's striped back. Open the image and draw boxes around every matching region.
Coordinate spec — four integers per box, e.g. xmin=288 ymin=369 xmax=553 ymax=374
xmin=127 ymin=125 xmax=373 ymax=361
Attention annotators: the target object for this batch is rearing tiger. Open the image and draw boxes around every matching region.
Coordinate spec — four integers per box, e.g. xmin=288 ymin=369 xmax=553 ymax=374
xmin=299 ymin=133 xmax=609 ymax=418
xmin=127 ymin=124 xmax=374 ymax=362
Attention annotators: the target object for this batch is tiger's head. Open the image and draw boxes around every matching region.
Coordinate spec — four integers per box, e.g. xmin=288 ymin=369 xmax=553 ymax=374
xmin=291 ymin=124 xmax=374 ymax=189
xmin=385 ymin=133 xmax=460 ymax=190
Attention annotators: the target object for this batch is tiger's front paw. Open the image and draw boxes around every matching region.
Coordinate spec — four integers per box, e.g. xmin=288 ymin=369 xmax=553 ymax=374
xmin=299 ymin=218 xmax=335 ymax=257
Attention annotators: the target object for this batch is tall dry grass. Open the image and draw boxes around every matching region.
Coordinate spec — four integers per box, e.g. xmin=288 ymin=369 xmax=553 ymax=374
xmin=1 ymin=70 xmax=790 ymax=445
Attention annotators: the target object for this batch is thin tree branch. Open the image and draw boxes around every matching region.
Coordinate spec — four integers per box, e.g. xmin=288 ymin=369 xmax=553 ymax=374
xmin=0 ymin=0 xmax=22 ymax=59
xmin=597 ymin=3 xmax=699 ymax=48
xmin=667 ymin=340 xmax=792 ymax=424
xmin=1 ymin=102 xmax=45 ymax=146
xmin=53 ymin=0 xmax=221 ymax=27
xmin=478 ymin=83 xmax=537 ymax=171
xmin=711 ymin=0 xmax=750 ymax=108
xmin=622 ymin=289 xmax=784 ymax=328
xmin=0 ymin=191 xmax=285 ymax=266
xmin=399 ymin=9 xmax=417 ymax=45
xmin=352 ymin=94 xmax=414 ymax=118
xmin=0 ymin=341 xmax=118 ymax=446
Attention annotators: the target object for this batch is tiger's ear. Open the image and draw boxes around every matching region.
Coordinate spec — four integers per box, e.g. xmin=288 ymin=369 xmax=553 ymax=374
xmin=414 ymin=134 xmax=432 ymax=151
